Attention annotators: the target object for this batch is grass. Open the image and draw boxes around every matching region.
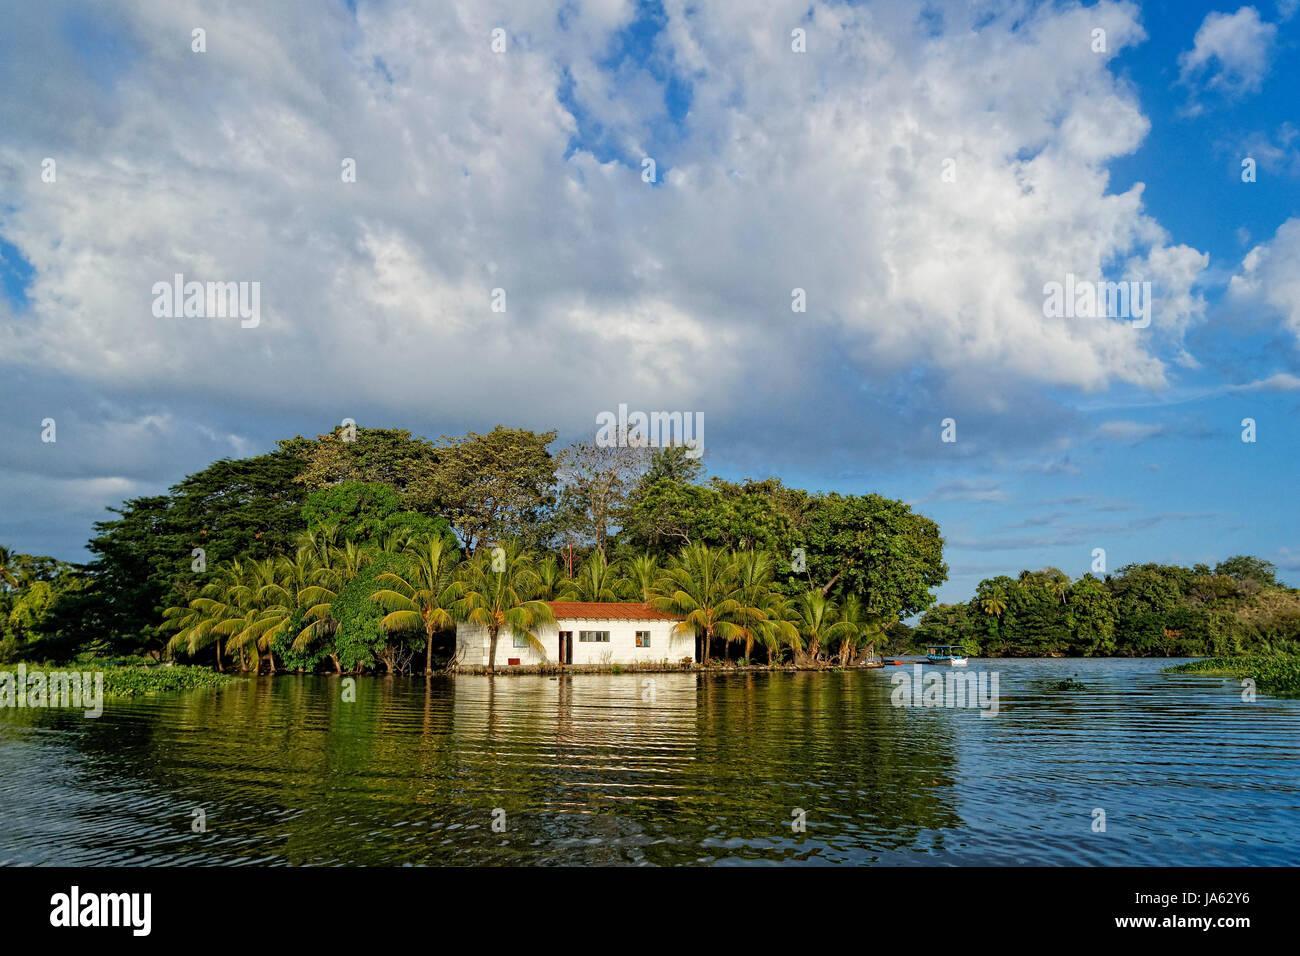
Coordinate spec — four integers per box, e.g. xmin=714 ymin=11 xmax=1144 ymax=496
xmin=1165 ymin=655 xmax=1300 ymax=697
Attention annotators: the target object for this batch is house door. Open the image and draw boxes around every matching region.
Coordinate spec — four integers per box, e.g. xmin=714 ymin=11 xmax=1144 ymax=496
xmin=559 ymin=631 xmax=573 ymax=665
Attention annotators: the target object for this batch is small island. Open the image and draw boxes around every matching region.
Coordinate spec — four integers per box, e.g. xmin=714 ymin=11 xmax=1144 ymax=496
xmin=1 ymin=424 xmax=1296 ymax=696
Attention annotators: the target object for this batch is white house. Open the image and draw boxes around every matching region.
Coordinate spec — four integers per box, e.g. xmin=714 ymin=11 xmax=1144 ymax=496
xmin=454 ymin=602 xmax=692 ymax=668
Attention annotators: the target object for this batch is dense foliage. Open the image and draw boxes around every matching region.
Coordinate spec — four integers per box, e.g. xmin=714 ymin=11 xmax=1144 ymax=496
xmin=7 ymin=420 xmax=1290 ymax=671
xmin=1 ymin=423 xmax=950 ymax=669
xmin=913 ymin=559 xmax=1300 ymax=657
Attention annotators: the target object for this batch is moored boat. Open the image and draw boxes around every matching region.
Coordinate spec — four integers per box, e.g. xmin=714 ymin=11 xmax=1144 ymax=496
xmin=925 ymin=644 xmax=969 ymax=666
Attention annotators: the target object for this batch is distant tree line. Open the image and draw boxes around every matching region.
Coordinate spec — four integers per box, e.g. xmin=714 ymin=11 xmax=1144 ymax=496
xmin=912 ymin=556 xmax=1299 ymax=657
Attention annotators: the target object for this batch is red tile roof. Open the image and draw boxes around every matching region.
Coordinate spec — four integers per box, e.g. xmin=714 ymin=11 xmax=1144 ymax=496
xmin=545 ymin=601 xmax=680 ymax=621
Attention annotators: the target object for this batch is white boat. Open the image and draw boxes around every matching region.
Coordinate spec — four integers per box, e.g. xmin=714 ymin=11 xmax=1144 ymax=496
xmin=925 ymin=644 xmax=969 ymax=666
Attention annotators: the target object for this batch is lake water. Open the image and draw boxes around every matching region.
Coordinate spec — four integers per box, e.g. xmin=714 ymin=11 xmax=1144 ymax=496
xmin=1 ymin=658 xmax=1297 ymax=865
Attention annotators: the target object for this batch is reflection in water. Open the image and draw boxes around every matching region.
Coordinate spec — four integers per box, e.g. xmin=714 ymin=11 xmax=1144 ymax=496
xmin=1 ymin=659 xmax=1297 ymax=865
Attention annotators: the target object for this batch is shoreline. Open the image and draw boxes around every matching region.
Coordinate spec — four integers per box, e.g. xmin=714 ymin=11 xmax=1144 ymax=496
xmin=449 ymin=660 xmax=886 ymax=676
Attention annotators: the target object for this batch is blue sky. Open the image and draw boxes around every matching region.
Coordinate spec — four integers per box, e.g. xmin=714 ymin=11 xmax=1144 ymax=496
xmin=1 ymin=0 xmax=1298 ymax=606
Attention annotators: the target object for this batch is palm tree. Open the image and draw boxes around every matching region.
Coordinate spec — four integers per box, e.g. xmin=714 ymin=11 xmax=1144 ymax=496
xmin=215 ymin=558 xmax=283 ymax=673
xmin=652 ymin=544 xmax=745 ymax=663
xmin=833 ymin=593 xmax=883 ymax=665
xmin=730 ymin=550 xmax=786 ymax=662
xmin=371 ymin=535 xmax=459 ymax=675
xmin=1047 ymin=575 xmax=1070 ymax=606
xmin=288 ymin=536 xmax=372 ymax=671
xmin=375 ymin=525 xmax=416 ymax=555
xmin=981 ymin=588 xmax=1008 ymax=619
xmin=755 ymin=591 xmax=801 ymax=664
xmin=531 ymin=555 xmax=568 ymax=601
xmin=624 ymin=553 xmax=662 ymax=603
xmin=163 ymin=559 xmax=260 ymax=673
xmin=568 ymin=549 xmax=623 ymax=602
xmin=0 ymin=545 xmax=19 ymax=592
xmin=162 ymin=584 xmax=228 ymax=671
xmin=453 ymin=542 xmax=556 ymax=674
xmin=254 ymin=550 xmax=330 ymax=670
xmin=163 ymin=559 xmax=258 ymax=671
xmin=791 ymin=590 xmax=856 ymax=665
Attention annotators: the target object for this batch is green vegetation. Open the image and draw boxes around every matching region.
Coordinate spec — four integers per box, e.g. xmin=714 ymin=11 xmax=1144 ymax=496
xmin=1 ymin=423 xmax=948 ymax=673
xmin=3 ymin=422 xmax=1292 ymax=673
xmin=1165 ymin=655 xmax=1300 ymax=697
xmin=1037 ymin=676 xmax=1088 ymax=692
xmin=98 ymin=664 xmax=244 ymax=697
xmin=913 ymin=558 xmax=1300 ymax=658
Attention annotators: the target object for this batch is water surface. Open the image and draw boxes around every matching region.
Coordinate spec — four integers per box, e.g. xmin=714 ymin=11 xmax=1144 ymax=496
xmin=1 ymin=658 xmax=1296 ymax=865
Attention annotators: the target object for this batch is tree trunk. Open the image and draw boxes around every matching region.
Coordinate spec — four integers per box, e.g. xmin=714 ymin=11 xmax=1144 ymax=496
xmin=215 ymin=639 xmax=224 ymax=673
xmin=488 ymin=626 xmax=499 ymax=675
xmin=266 ymin=645 xmax=277 ymax=674
xmin=330 ymin=653 xmax=341 ymax=673
xmin=425 ymin=625 xmax=434 ymax=676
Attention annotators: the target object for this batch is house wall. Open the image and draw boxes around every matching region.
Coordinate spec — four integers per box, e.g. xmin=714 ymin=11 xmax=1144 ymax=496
xmin=455 ymin=617 xmax=692 ymax=668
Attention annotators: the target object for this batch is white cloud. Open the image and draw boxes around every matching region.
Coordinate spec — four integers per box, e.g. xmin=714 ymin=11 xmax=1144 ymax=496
xmin=0 ymin=0 xmax=1217 ymax=477
xmin=1228 ymin=372 xmax=1300 ymax=391
xmin=1228 ymin=217 xmax=1300 ymax=342
xmin=1178 ymin=7 xmax=1278 ymax=99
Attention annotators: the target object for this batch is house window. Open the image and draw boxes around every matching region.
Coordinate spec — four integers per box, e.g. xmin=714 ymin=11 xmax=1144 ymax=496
xmin=513 ymin=634 xmax=530 ymax=648
xmin=635 ymin=630 xmax=651 ymax=647
xmin=578 ymin=630 xmax=610 ymax=643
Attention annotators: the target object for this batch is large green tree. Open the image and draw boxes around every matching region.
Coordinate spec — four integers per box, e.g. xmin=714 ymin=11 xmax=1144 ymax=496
xmin=798 ymin=493 xmax=947 ymax=620
xmin=60 ymin=450 xmax=309 ymax=657
xmin=411 ymin=427 xmax=558 ymax=552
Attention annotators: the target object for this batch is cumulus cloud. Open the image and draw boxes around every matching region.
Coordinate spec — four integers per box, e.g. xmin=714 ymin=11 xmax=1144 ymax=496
xmin=0 ymin=1 xmax=1196 ymax=420
xmin=0 ymin=0 xmax=1273 ymax=561
xmin=1228 ymin=217 xmax=1300 ymax=342
xmin=1178 ymin=6 xmax=1278 ymax=101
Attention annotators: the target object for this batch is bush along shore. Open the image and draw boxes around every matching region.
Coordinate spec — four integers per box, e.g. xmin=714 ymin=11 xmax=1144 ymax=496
xmin=1164 ymin=655 xmax=1300 ymax=697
